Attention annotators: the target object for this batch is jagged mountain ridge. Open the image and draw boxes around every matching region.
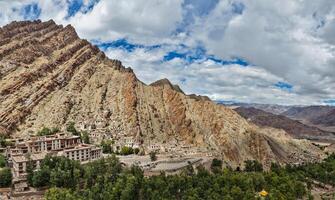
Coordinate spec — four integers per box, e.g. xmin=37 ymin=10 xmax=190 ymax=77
xmin=0 ymin=20 xmax=323 ymax=166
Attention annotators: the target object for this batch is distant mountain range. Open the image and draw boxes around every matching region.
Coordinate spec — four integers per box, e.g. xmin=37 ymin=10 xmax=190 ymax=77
xmin=223 ymin=102 xmax=335 ymax=136
xmin=283 ymin=106 xmax=335 ymax=128
xmin=222 ymin=102 xmax=298 ymax=115
xmin=234 ymin=107 xmax=335 ymax=141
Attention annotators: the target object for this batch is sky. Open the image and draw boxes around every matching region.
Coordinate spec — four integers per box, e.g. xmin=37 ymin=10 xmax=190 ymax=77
xmin=0 ymin=0 xmax=334 ymax=105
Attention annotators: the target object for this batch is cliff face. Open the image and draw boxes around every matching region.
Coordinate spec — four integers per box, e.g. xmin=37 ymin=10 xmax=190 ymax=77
xmin=0 ymin=20 xmax=323 ymax=166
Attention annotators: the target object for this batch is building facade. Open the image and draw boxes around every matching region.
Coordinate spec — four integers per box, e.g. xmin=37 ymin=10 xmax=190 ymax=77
xmin=9 ymin=133 xmax=102 ymax=188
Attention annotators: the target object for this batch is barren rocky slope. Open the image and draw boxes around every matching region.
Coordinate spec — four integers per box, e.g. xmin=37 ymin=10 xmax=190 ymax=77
xmin=234 ymin=107 xmax=334 ymax=140
xmin=282 ymin=106 xmax=334 ymax=122
xmin=0 ymin=20 xmax=324 ymax=167
xmin=312 ymin=109 xmax=335 ymax=127
xmin=282 ymin=106 xmax=335 ymax=132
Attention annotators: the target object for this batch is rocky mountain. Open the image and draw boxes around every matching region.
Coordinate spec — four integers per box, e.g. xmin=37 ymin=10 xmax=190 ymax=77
xmin=312 ymin=109 xmax=335 ymax=127
xmin=282 ymin=106 xmax=335 ymax=131
xmin=282 ymin=106 xmax=334 ymax=122
xmin=234 ymin=107 xmax=334 ymax=140
xmin=0 ymin=20 xmax=324 ymax=167
xmin=229 ymin=103 xmax=335 ymax=133
xmin=150 ymin=78 xmax=185 ymax=94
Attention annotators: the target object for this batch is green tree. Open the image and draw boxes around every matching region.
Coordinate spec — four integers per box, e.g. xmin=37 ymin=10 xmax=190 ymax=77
xmin=26 ymin=159 xmax=34 ymax=186
xmin=244 ymin=160 xmax=263 ymax=172
xmin=120 ymin=146 xmax=134 ymax=155
xmin=37 ymin=127 xmax=59 ymax=136
xmin=101 ymin=140 xmax=112 ymax=154
xmin=45 ymin=187 xmax=82 ymax=200
xmin=81 ymin=131 xmax=90 ymax=144
xmin=270 ymin=162 xmax=281 ymax=174
xmin=0 ymin=154 xmax=6 ymax=167
xmin=134 ymin=148 xmax=140 ymax=155
xmin=120 ymin=176 xmax=138 ymax=200
xmin=32 ymin=168 xmax=50 ymax=187
xmin=0 ymin=167 xmax=12 ymax=187
xmin=0 ymin=135 xmax=7 ymax=147
xmin=32 ymin=150 xmax=335 ymax=200
xmin=211 ymin=158 xmax=223 ymax=173
xmin=182 ymin=162 xmax=195 ymax=176
xmin=231 ymin=186 xmax=243 ymax=200
xmin=67 ymin=122 xmax=79 ymax=136
xmin=149 ymin=151 xmax=157 ymax=161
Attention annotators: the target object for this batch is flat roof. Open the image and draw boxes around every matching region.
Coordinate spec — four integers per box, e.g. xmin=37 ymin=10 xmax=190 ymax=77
xmin=31 ymin=153 xmax=47 ymax=160
xmin=16 ymin=134 xmax=80 ymax=143
xmin=12 ymin=155 xmax=28 ymax=163
xmin=63 ymin=144 xmax=93 ymax=152
xmin=12 ymin=153 xmax=47 ymax=163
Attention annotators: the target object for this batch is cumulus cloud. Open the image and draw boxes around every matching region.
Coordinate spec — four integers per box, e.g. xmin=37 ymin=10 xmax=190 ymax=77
xmin=66 ymin=0 xmax=184 ymax=43
xmin=0 ymin=0 xmax=334 ymax=105
xmin=185 ymin=0 xmax=335 ymax=104
xmin=103 ymin=45 xmax=317 ymax=105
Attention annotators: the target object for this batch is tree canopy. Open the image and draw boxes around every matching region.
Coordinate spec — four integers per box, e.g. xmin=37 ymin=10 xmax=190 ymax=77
xmin=0 ymin=167 xmax=12 ymax=187
xmin=0 ymin=154 xmax=6 ymax=168
xmin=37 ymin=153 xmax=335 ymax=200
xmin=67 ymin=122 xmax=79 ymax=136
xmin=37 ymin=127 xmax=60 ymax=136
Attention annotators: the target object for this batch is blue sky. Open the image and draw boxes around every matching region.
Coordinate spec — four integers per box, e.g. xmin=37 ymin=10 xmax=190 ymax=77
xmin=21 ymin=3 xmax=41 ymax=20
xmin=0 ymin=0 xmax=334 ymax=105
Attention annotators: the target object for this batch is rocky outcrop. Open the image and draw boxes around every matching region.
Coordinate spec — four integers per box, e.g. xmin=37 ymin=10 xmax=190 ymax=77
xmin=0 ymin=20 xmax=324 ymax=166
xmin=150 ymin=78 xmax=185 ymax=94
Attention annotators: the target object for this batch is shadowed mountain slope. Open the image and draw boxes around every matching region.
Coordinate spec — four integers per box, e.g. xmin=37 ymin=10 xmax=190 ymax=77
xmin=234 ymin=107 xmax=334 ymax=140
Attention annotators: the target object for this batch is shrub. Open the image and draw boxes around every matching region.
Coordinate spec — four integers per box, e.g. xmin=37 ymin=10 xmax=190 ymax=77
xmin=210 ymin=158 xmax=223 ymax=173
xmin=66 ymin=122 xmax=79 ymax=136
xmin=0 ymin=154 xmax=6 ymax=168
xmin=0 ymin=167 xmax=12 ymax=187
xmin=37 ymin=127 xmax=59 ymax=136
xmin=149 ymin=151 xmax=157 ymax=161
xmin=81 ymin=131 xmax=90 ymax=144
xmin=134 ymin=148 xmax=140 ymax=155
xmin=120 ymin=146 xmax=134 ymax=155
xmin=101 ymin=140 xmax=113 ymax=154
xmin=244 ymin=160 xmax=263 ymax=172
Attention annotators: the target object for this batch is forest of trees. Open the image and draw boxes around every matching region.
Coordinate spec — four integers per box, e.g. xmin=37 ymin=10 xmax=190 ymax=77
xmin=25 ymin=154 xmax=335 ymax=200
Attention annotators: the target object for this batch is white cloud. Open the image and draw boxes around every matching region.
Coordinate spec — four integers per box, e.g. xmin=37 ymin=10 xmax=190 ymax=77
xmin=186 ymin=0 xmax=335 ymax=104
xmin=104 ymin=46 xmax=319 ymax=105
xmin=66 ymin=0 xmax=184 ymax=43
